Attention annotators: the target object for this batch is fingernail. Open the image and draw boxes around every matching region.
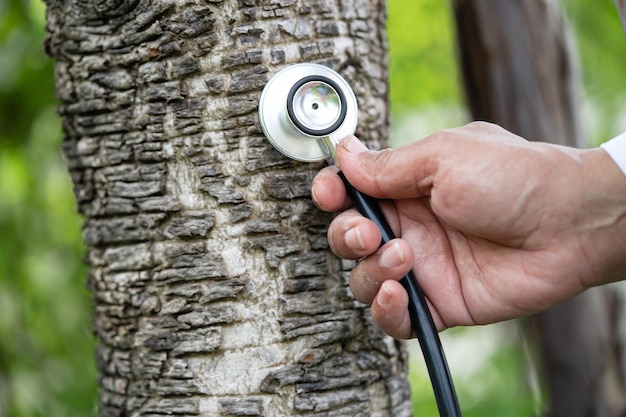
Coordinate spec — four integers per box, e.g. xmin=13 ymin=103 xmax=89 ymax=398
xmin=342 ymin=135 xmax=368 ymax=154
xmin=379 ymin=241 xmax=405 ymax=269
xmin=378 ymin=281 xmax=393 ymax=307
xmin=345 ymin=226 xmax=366 ymax=251
xmin=311 ymin=177 xmax=320 ymax=205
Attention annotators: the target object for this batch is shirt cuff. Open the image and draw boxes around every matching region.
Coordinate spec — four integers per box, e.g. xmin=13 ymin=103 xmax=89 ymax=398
xmin=600 ymin=132 xmax=626 ymax=177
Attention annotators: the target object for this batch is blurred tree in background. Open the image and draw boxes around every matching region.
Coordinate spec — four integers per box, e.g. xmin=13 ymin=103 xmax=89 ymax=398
xmin=0 ymin=0 xmax=624 ymax=416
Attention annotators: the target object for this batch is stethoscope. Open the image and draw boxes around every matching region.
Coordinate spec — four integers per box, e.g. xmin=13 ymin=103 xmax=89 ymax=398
xmin=258 ymin=63 xmax=462 ymax=417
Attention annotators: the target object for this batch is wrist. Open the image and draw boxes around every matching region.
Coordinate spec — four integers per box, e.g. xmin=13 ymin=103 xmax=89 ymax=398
xmin=578 ymin=147 xmax=626 ymax=287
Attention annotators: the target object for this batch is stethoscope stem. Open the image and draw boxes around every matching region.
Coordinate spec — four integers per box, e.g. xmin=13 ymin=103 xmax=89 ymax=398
xmin=338 ymin=171 xmax=462 ymax=417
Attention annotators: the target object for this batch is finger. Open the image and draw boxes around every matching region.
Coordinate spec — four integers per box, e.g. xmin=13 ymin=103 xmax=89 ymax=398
xmin=370 ymin=280 xmax=414 ymax=339
xmin=311 ymin=166 xmax=350 ymax=212
xmin=371 ymin=280 xmax=451 ymax=337
xmin=335 ymin=134 xmax=444 ymax=199
xmin=327 ymin=210 xmax=382 ymax=259
xmin=348 ymin=239 xmax=414 ymax=304
xmin=337 ymin=123 xmax=525 ymax=201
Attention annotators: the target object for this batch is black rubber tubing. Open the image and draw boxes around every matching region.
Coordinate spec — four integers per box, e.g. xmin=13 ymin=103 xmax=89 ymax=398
xmin=338 ymin=171 xmax=462 ymax=417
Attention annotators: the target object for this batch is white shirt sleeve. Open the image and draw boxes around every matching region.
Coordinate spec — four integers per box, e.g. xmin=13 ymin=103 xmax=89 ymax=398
xmin=600 ymin=131 xmax=626 ymax=177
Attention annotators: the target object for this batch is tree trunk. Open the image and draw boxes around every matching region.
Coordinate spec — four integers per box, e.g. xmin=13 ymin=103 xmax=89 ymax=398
xmin=453 ymin=0 xmax=583 ymax=147
xmin=452 ymin=1 xmax=626 ymax=416
xmin=44 ymin=1 xmax=412 ymax=416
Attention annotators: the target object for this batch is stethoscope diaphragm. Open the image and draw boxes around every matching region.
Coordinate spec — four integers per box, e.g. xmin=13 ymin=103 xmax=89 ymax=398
xmin=258 ymin=63 xmax=358 ymax=162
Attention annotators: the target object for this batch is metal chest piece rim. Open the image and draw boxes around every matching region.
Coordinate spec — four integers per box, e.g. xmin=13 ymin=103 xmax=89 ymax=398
xmin=258 ymin=63 xmax=358 ymax=162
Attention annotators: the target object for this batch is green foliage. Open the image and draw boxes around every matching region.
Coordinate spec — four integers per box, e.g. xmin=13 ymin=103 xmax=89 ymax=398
xmin=387 ymin=0 xmax=462 ymax=113
xmin=565 ymin=0 xmax=626 ymax=96
xmin=408 ymin=326 xmax=538 ymax=417
xmin=0 ymin=1 xmax=97 ymax=416
xmin=562 ymin=0 xmax=626 ymax=143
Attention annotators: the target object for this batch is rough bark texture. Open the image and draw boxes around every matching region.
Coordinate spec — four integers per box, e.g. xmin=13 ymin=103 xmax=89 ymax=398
xmin=452 ymin=1 xmax=626 ymax=416
xmin=44 ymin=1 xmax=412 ymax=416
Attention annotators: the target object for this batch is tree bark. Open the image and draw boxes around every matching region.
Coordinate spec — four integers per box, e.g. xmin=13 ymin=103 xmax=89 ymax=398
xmin=452 ymin=1 xmax=626 ymax=416
xmin=44 ymin=1 xmax=412 ymax=416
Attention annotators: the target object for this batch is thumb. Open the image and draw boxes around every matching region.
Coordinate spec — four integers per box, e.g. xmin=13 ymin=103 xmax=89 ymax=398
xmin=336 ymin=135 xmax=439 ymax=199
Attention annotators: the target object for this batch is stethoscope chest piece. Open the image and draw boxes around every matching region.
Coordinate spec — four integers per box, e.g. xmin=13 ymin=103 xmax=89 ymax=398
xmin=258 ymin=63 xmax=358 ymax=162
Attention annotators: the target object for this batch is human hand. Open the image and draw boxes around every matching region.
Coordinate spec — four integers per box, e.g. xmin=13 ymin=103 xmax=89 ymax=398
xmin=312 ymin=122 xmax=626 ymax=337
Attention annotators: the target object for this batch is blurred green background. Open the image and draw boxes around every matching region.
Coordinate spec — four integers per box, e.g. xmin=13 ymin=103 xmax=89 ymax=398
xmin=0 ymin=0 xmax=624 ymax=416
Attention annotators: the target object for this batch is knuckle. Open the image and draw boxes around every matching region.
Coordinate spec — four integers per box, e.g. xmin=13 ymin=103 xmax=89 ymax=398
xmin=370 ymin=148 xmax=395 ymax=196
xmin=348 ymin=267 xmax=373 ymax=304
xmin=326 ymin=223 xmax=346 ymax=257
xmin=466 ymin=120 xmax=492 ymax=130
xmin=349 ymin=259 xmax=380 ymax=303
